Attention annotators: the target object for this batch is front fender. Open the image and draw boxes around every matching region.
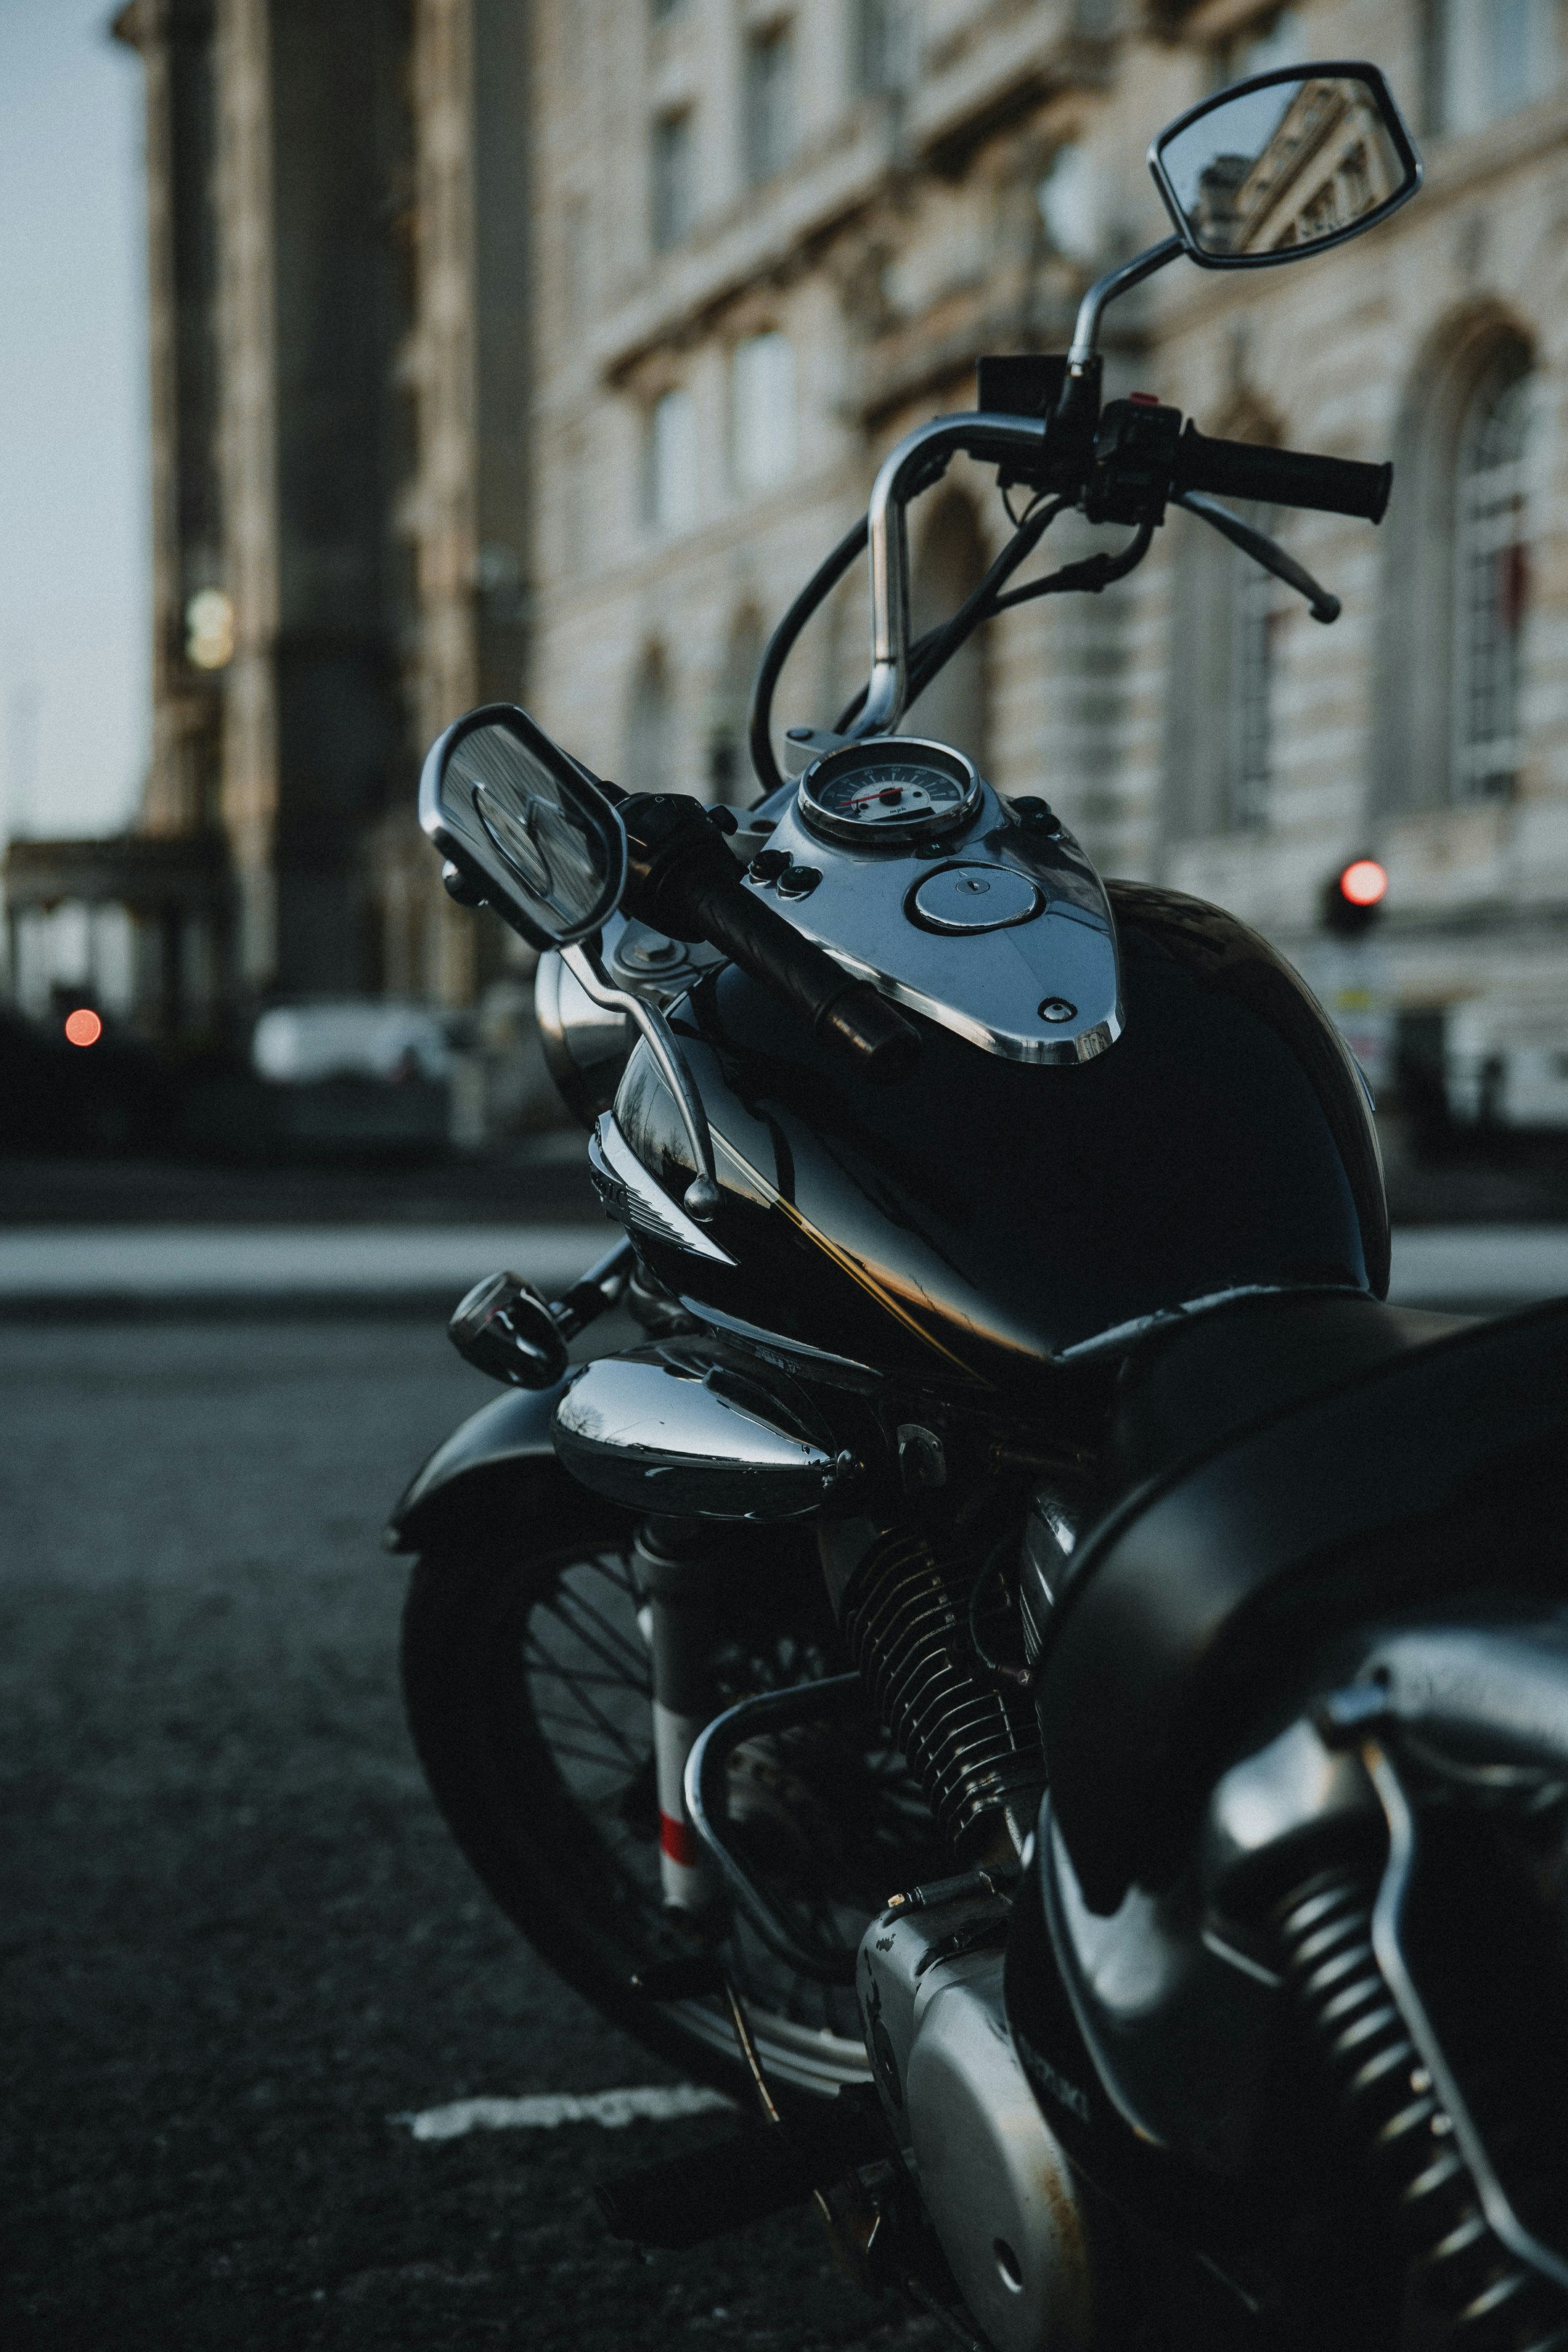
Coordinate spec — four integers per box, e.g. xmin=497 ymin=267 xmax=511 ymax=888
xmin=385 ymin=1376 xmax=575 ymax=1555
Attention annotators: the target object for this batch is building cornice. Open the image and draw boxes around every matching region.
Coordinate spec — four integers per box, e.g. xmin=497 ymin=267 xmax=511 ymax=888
xmin=592 ymin=7 xmax=1103 ymax=383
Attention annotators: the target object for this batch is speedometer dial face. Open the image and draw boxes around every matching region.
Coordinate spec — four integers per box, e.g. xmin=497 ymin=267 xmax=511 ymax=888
xmin=797 ymin=739 xmax=982 ymax=849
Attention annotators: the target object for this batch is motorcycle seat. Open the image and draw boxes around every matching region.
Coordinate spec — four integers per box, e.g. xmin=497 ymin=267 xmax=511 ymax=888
xmin=1104 ymin=1289 xmax=1469 ymax=1490
xmin=1037 ymin=1289 xmax=1568 ymax=1914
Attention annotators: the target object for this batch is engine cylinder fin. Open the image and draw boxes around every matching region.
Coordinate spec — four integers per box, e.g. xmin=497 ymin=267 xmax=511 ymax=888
xmin=839 ymin=1532 xmax=1042 ymax=1852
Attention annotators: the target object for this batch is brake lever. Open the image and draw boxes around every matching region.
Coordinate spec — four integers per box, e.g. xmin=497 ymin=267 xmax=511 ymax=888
xmin=560 ymin=941 xmax=720 ymax=1221
xmin=1174 ymin=489 xmax=1342 ymax=624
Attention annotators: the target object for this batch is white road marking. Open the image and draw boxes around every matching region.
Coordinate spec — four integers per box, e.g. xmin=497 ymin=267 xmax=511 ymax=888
xmin=396 ymin=2085 xmax=735 ymax=2141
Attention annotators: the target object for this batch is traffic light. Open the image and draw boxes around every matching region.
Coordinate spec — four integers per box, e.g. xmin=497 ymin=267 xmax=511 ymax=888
xmin=1322 ymin=855 xmax=1388 ymax=938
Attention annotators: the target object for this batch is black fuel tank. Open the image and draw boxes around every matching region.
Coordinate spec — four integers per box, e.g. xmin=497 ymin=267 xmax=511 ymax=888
xmin=611 ymin=883 xmax=1387 ymax=1397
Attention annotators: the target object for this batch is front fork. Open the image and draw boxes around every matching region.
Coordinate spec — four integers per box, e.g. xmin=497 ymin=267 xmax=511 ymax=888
xmin=636 ymin=1521 xmax=725 ymax=1920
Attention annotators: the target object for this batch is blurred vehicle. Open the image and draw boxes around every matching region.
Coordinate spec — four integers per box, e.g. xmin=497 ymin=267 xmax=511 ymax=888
xmin=250 ymin=1000 xmax=459 ymax=1085
xmin=1445 ymin=999 xmax=1568 ymax=1130
xmin=229 ymin=997 xmax=465 ymax=1157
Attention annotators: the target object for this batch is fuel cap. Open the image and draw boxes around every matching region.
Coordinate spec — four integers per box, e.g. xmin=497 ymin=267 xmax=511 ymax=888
xmin=907 ymin=862 xmax=1044 ymax=934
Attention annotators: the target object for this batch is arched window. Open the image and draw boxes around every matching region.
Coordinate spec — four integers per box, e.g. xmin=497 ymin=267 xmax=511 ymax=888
xmin=731 ymin=332 xmax=796 ymax=494
xmin=708 ymin=608 xmax=764 ymax=804
xmin=904 ymin=491 xmax=988 ymax=769
xmin=1376 ymin=319 xmax=1532 ymax=814
xmin=645 ymin=388 xmax=698 ymax=534
xmin=627 ymin=644 xmax=674 ymax=794
xmin=1453 ymin=356 xmax=1531 ymax=799
xmin=1164 ymin=406 xmax=1282 ymax=841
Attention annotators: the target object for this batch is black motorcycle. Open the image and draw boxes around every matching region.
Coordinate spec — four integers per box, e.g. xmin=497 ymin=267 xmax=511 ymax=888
xmin=388 ymin=62 xmax=1568 ymax=2352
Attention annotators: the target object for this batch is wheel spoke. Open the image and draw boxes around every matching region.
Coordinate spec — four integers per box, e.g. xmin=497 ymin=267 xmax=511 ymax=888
xmin=507 ymin=1541 xmax=927 ymax=2083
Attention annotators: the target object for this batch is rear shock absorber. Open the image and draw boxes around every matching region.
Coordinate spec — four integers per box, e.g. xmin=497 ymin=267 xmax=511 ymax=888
xmin=1275 ymin=1866 xmax=1568 ymax=2350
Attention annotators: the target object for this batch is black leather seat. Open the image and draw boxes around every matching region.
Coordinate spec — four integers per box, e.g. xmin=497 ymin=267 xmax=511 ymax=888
xmin=1038 ymin=1291 xmax=1568 ymax=1914
xmin=1106 ymin=1289 xmax=1470 ymax=1491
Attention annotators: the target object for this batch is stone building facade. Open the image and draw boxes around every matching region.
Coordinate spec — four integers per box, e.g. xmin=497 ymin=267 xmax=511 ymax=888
xmin=23 ymin=0 xmax=1568 ymax=1124
xmin=530 ymin=0 xmax=1568 ymax=1119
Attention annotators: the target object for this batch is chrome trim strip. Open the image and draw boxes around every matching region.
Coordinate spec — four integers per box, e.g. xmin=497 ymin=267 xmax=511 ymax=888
xmin=589 ymin=1115 xmax=738 ymax=1266
xmin=677 ymin=1294 xmax=879 ymax=1382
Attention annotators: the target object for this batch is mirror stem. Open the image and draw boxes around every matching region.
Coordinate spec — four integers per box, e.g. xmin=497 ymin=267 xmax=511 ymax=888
xmin=1066 ymin=234 xmax=1183 ymax=368
xmin=560 ymin=942 xmax=722 ymax=1223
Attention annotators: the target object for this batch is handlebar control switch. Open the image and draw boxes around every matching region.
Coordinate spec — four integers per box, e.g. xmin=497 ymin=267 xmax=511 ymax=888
xmin=1085 ymin=399 xmax=1183 ymax=528
xmin=618 ymin=791 xmax=921 ymax=1082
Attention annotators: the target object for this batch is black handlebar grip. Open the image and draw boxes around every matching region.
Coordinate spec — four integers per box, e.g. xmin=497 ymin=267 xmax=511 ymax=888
xmin=1173 ymin=422 xmax=1392 ymax=523
xmin=690 ymin=870 xmax=920 ymax=1083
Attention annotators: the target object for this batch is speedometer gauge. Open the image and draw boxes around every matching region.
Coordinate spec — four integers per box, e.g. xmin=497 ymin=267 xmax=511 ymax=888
xmin=796 ymin=738 xmax=982 ymax=849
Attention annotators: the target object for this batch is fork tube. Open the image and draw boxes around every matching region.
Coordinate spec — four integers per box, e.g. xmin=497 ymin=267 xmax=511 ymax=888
xmin=636 ymin=1523 xmax=724 ymax=1920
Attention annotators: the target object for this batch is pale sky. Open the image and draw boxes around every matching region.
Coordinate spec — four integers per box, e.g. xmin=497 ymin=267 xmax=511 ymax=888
xmin=0 ymin=0 xmax=149 ymax=844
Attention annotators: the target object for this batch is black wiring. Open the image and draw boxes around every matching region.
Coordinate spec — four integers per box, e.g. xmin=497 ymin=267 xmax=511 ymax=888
xmin=746 ymin=474 xmax=1154 ymax=796
xmin=746 ymin=514 xmax=868 ymax=801
xmin=833 ymin=493 xmax=1072 ymax=736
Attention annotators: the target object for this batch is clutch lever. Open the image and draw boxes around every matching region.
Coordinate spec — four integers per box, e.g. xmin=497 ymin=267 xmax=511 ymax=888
xmin=561 ymin=939 xmax=721 ymax=1220
xmin=1174 ymin=489 xmax=1342 ymax=624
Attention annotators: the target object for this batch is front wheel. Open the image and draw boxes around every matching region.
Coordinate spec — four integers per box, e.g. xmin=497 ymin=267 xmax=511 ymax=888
xmin=400 ymin=1476 xmax=944 ymax=2099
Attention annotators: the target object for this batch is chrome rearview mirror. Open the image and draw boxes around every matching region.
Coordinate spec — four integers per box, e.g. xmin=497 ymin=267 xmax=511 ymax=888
xmin=419 ymin=703 xmax=627 ymax=950
xmin=1150 ymin=62 xmax=1420 ymax=267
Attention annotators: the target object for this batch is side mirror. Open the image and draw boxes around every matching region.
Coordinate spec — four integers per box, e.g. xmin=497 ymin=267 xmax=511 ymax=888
xmin=1150 ymin=62 xmax=1421 ymax=268
xmin=419 ymin=703 xmax=627 ymax=950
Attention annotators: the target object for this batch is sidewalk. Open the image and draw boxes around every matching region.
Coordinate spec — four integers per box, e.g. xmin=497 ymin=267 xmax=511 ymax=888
xmin=1384 ymin=1225 xmax=1568 ymax=1310
xmin=0 ymin=1220 xmax=1561 ymax=1318
xmin=0 ymin=1222 xmax=611 ymax=1318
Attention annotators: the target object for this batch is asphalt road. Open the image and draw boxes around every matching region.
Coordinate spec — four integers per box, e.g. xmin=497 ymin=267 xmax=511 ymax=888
xmin=0 ymin=1317 xmax=944 ymax=2352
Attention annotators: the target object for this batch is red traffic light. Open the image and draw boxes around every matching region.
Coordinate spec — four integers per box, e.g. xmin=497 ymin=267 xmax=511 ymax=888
xmin=1338 ymin=857 xmax=1388 ymax=910
xmin=64 ymin=1008 xmax=103 ymax=1048
xmin=1322 ymin=856 xmax=1388 ymax=937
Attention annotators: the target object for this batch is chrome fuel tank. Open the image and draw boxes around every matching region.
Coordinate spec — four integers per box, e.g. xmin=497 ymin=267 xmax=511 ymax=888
xmin=605 ymin=883 xmax=1388 ymax=1399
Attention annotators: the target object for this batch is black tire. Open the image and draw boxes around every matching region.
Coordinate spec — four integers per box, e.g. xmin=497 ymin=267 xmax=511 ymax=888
xmin=400 ymin=1465 xmax=939 ymax=2099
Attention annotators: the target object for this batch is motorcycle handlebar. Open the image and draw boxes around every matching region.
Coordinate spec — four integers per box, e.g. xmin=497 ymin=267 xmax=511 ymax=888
xmin=1172 ymin=422 xmax=1392 ymax=523
xmin=687 ymin=866 xmax=922 ymax=1082
xmin=617 ymin=793 xmax=921 ymax=1082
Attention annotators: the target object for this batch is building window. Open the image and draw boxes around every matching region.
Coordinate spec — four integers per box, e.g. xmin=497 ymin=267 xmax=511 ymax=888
xmin=745 ymin=21 xmax=796 ymax=184
xmin=1228 ymin=528 xmax=1278 ymax=831
xmin=1426 ymin=0 xmax=1560 ymax=134
xmin=731 ymin=331 xmax=796 ymax=494
xmin=1036 ymin=143 xmax=1103 ymax=265
xmin=628 ymin=645 xmax=674 ymax=795
xmin=1374 ymin=320 xmax=1534 ymax=817
xmin=1453 ymin=358 xmax=1531 ymax=798
xmin=563 ymin=195 xmax=590 ymax=324
xmin=650 ymin=109 xmax=694 ymax=250
xmin=854 ymin=0 xmax=911 ymax=96
xmin=904 ymin=492 xmax=989 ymax=769
xmin=709 ymin=608 xmax=764 ymax=803
xmin=646 ymin=387 xmax=700 ymax=534
xmin=1165 ymin=479 xmax=1281 ymax=841
xmin=1213 ymin=7 xmax=1304 ymax=91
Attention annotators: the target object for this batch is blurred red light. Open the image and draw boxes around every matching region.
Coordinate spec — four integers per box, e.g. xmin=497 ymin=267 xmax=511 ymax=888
xmin=1339 ymin=858 xmax=1387 ymax=909
xmin=64 ymin=1008 xmax=103 ymax=1048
